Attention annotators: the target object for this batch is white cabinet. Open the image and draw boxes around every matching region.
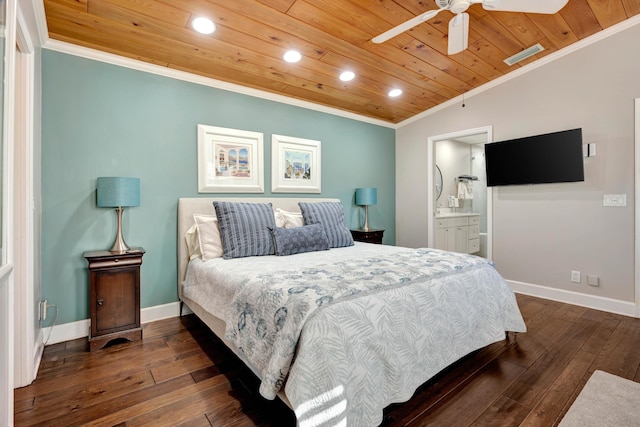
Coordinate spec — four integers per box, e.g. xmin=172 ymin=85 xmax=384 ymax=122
xmin=434 ymin=215 xmax=480 ymax=254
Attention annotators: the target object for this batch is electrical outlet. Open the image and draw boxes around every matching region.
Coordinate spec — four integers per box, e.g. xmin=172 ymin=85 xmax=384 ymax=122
xmin=571 ymin=271 xmax=581 ymax=283
xmin=587 ymin=275 xmax=600 ymax=287
xmin=40 ymin=300 xmax=47 ymax=321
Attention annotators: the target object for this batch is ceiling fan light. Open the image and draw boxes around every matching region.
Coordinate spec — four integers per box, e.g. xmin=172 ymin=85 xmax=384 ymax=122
xmin=339 ymin=71 xmax=355 ymax=81
xmin=388 ymin=88 xmax=403 ymax=97
xmin=192 ymin=17 xmax=215 ymax=35
xmin=283 ymin=50 xmax=302 ymax=63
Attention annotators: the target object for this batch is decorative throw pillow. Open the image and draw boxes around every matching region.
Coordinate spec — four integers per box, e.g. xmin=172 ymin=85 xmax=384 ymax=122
xmin=213 ymin=201 xmax=276 ymax=259
xmin=269 ymin=223 xmax=330 ymax=256
xmin=299 ymin=201 xmax=354 ymax=248
xmin=275 ymin=208 xmax=304 ymax=228
xmin=193 ymin=214 xmax=224 ymax=260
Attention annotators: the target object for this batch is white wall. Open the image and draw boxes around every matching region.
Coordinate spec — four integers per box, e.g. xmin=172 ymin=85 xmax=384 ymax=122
xmin=396 ymin=21 xmax=640 ymax=305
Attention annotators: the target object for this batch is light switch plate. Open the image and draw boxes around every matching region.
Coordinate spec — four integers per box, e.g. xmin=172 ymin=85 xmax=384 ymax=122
xmin=603 ymin=194 xmax=627 ymax=207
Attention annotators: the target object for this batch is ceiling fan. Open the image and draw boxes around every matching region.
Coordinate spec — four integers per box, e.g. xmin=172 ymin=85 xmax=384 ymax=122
xmin=372 ymin=0 xmax=569 ymax=55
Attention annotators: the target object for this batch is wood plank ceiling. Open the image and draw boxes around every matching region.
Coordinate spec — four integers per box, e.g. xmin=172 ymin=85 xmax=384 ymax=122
xmin=44 ymin=0 xmax=640 ymax=124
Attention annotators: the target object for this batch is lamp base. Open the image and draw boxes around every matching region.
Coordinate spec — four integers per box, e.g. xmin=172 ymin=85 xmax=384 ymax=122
xmin=110 ymin=207 xmax=131 ymax=253
xmin=360 ymin=205 xmax=371 ymax=232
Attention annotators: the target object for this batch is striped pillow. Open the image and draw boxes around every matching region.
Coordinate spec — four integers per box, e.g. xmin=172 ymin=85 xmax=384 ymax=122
xmin=213 ymin=201 xmax=276 ymax=259
xmin=299 ymin=201 xmax=354 ymax=248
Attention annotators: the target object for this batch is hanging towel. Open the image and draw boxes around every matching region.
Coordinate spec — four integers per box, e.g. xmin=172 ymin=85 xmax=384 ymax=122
xmin=457 ymin=181 xmax=473 ymax=200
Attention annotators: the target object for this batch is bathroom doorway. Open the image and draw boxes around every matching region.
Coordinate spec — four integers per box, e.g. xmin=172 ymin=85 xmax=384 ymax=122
xmin=427 ymin=126 xmax=493 ymax=259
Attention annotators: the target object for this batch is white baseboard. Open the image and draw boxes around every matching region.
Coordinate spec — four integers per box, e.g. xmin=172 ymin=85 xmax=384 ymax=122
xmin=508 ymin=280 xmax=638 ymax=318
xmin=42 ymin=301 xmax=190 ymax=346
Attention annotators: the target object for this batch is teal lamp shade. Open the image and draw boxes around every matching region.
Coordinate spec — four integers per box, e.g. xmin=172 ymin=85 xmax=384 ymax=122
xmin=97 ymin=177 xmax=140 ymax=252
xmin=355 ymin=187 xmax=377 ymax=231
xmin=97 ymin=177 xmax=140 ymax=208
xmin=355 ymin=187 xmax=377 ymax=206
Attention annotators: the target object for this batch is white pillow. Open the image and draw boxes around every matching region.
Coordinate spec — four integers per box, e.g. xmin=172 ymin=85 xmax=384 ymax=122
xmin=193 ymin=214 xmax=224 ymax=260
xmin=184 ymin=223 xmax=201 ymax=260
xmin=274 ymin=209 xmax=286 ymax=228
xmin=275 ymin=208 xmax=304 ymax=228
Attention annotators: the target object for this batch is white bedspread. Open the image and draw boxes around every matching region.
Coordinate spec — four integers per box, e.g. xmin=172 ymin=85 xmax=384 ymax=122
xmin=183 ymin=244 xmax=526 ymax=426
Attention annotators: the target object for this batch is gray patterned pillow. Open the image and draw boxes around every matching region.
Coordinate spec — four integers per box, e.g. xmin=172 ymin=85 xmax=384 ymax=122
xmin=269 ymin=223 xmax=330 ymax=256
xmin=299 ymin=201 xmax=354 ymax=248
xmin=213 ymin=201 xmax=276 ymax=259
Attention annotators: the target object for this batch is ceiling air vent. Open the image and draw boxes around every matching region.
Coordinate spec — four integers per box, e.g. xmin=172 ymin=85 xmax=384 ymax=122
xmin=504 ymin=43 xmax=544 ymax=66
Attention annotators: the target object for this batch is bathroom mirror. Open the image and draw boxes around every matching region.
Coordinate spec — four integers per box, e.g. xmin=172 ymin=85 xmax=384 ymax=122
xmin=435 ymin=165 xmax=443 ymax=200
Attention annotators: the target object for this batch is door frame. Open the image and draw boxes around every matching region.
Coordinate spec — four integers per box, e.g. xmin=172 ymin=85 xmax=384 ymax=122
xmin=427 ymin=126 xmax=493 ymax=259
xmin=635 ymin=98 xmax=639 ymax=317
xmin=1 ymin=0 xmax=17 ymax=424
xmin=13 ymin=2 xmax=40 ymax=388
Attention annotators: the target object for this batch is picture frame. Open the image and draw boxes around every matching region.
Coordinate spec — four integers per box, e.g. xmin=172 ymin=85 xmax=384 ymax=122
xmin=271 ymin=134 xmax=321 ymax=193
xmin=197 ymin=124 xmax=264 ymax=193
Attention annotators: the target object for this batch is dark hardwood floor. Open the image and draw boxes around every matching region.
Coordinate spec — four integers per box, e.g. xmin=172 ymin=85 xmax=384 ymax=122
xmin=14 ymin=294 xmax=640 ymax=426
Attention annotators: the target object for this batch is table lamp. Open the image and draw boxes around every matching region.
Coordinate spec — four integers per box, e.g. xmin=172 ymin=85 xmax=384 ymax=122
xmin=97 ymin=177 xmax=140 ymax=252
xmin=355 ymin=187 xmax=377 ymax=232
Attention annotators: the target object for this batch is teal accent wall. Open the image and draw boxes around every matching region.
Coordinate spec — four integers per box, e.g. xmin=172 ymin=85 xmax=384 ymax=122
xmin=42 ymin=50 xmax=396 ymax=325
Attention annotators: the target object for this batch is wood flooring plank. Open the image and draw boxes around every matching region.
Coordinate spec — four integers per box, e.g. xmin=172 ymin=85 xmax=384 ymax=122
xmin=503 ymin=317 xmax=600 ymax=407
xmin=406 ymin=359 xmax=525 ymax=426
xmin=15 ymin=298 xmax=640 ymax=427
xmin=14 ymin=370 xmax=156 ymax=426
xmin=516 ymin=349 xmax=597 ymax=427
xmin=173 ymin=415 xmax=213 ymax=427
xmin=20 ymin=374 xmax=196 ymax=427
xmin=150 ymin=353 xmax=216 ymax=383
xmin=588 ymin=315 xmax=640 ymax=379
xmin=82 ymin=374 xmax=230 ymax=427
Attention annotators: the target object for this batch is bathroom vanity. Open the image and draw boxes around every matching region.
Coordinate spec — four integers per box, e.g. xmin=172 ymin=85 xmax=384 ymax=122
xmin=434 ymin=213 xmax=480 ymax=254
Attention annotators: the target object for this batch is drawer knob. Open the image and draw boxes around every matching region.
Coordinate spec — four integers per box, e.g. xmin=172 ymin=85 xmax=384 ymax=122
xmin=114 ymin=259 xmax=119 ymax=263
xmin=97 ymin=298 xmax=104 ymax=306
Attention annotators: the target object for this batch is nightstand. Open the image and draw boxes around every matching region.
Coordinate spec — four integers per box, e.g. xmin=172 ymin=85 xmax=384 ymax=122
xmin=83 ymin=248 xmax=145 ymax=351
xmin=350 ymin=229 xmax=385 ymax=245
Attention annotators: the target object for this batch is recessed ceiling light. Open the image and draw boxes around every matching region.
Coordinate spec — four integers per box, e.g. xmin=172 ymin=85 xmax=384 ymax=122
xmin=339 ymin=71 xmax=355 ymax=82
xmin=283 ymin=50 xmax=302 ymax=63
xmin=388 ymin=88 xmax=403 ymax=97
xmin=192 ymin=17 xmax=215 ymax=35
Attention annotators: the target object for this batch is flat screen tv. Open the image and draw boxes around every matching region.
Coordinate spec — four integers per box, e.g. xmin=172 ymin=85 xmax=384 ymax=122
xmin=484 ymin=128 xmax=584 ymax=187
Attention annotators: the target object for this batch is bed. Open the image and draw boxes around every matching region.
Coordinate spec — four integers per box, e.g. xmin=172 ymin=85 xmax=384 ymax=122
xmin=177 ymin=197 xmax=526 ymax=427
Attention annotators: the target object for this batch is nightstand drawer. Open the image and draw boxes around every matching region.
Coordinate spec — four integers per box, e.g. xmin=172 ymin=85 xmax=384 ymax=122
xmin=350 ymin=229 xmax=384 ymax=244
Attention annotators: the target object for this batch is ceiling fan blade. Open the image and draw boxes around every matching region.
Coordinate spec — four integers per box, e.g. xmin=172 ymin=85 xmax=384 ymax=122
xmin=372 ymin=9 xmax=443 ymax=44
xmin=448 ymin=13 xmax=469 ymax=55
xmin=481 ymin=0 xmax=569 ymax=14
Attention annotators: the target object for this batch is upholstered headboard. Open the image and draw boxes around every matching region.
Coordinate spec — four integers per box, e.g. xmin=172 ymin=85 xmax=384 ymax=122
xmin=177 ymin=197 xmax=340 ymax=296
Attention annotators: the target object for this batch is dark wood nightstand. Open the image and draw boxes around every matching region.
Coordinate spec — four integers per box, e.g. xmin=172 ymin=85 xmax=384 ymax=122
xmin=84 ymin=248 xmax=145 ymax=351
xmin=351 ymin=229 xmax=385 ymax=245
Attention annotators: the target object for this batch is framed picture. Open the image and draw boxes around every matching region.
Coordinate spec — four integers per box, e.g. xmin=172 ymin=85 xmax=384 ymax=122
xmin=271 ymin=134 xmax=321 ymax=193
xmin=197 ymin=124 xmax=264 ymax=193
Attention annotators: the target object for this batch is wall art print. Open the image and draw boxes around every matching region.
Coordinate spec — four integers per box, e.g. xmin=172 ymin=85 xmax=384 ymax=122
xmin=271 ymin=134 xmax=321 ymax=193
xmin=197 ymin=124 xmax=264 ymax=193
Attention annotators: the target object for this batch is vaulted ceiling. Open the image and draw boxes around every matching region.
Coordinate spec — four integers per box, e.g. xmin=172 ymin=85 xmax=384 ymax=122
xmin=43 ymin=0 xmax=640 ymax=124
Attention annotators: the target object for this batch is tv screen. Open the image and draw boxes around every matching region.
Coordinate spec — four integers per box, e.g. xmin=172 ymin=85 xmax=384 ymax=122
xmin=484 ymin=128 xmax=584 ymax=187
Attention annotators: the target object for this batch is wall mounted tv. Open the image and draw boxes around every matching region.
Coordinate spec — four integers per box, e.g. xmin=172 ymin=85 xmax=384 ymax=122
xmin=484 ymin=128 xmax=584 ymax=187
